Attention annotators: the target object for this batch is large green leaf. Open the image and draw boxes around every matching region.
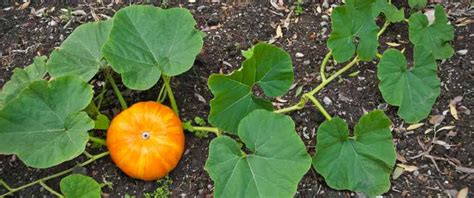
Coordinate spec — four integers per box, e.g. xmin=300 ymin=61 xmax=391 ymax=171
xmin=47 ymin=20 xmax=112 ymax=81
xmin=408 ymin=0 xmax=427 ymax=9
xmin=327 ymin=0 xmax=379 ymax=62
xmin=102 ymin=5 xmax=204 ymax=90
xmin=205 ymin=110 xmax=311 ymax=198
xmin=377 ymin=47 xmax=439 ymax=123
xmin=208 ymin=43 xmax=294 ymax=133
xmin=312 ymin=110 xmax=396 ymax=196
xmin=372 ymin=0 xmax=404 ymax=22
xmin=409 ymin=5 xmax=454 ymax=59
xmin=60 ymin=174 xmax=101 ymax=198
xmin=0 ymin=76 xmax=94 ymax=168
xmin=0 ymin=56 xmax=47 ymax=108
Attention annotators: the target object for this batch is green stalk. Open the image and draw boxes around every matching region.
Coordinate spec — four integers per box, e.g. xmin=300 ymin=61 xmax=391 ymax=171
xmin=306 ymin=95 xmax=332 ymax=120
xmin=320 ymin=50 xmax=332 ymax=81
xmin=0 ymin=152 xmax=109 ymax=197
xmin=274 ymin=98 xmax=307 ymax=113
xmin=156 ymin=81 xmax=167 ymax=102
xmin=190 ymin=126 xmax=222 ymax=136
xmin=162 ymin=75 xmax=179 ymax=116
xmin=105 ymin=71 xmax=128 ymax=110
xmin=39 ymin=181 xmax=63 ymax=198
xmin=377 ymin=21 xmax=390 ymax=38
xmin=308 ymin=56 xmax=359 ymax=96
xmin=89 ymin=135 xmax=106 ymax=146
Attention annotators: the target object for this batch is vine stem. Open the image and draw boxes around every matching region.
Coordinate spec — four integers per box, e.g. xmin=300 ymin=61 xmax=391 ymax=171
xmin=191 ymin=126 xmax=221 ymax=136
xmin=162 ymin=75 xmax=179 ymax=116
xmin=306 ymin=95 xmax=332 ymax=120
xmin=105 ymin=70 xmax=128 ymax=110
xmin=88 ymin=135 xmax=107 ymax=146
xmin=377 ymin=21 xmax=390 ymax=38
xmin=0 ymin=152 xmax=109 ymax=197
xmin=39 ymin=181 xmax=63 ymax=198
xmin=320 ymin=50 xmax=332 ymax=81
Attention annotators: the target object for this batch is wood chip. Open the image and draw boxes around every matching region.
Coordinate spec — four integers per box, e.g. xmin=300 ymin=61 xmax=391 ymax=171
xmin=456 ymin=166 xmax=474 ymax=174
xmin=392 ymin=167 xmax=404 ymax=180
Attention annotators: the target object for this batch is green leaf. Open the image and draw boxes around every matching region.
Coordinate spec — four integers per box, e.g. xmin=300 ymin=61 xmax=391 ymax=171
xmin=408 ymin=0 xmax=427 ymax=9
xmin=372 ymin=0 xmax=404 ymax=22
xmin=205 ymin=110 xmax=311 ymax=197
xmin=377 ymin=47 xmax=439 ymax=123
xmin=409 ymin=5 xmax=454 ymax=59
xmin=0 ymin=56 xmax=47 ymax=108
xmin=327 ymin=0 xmax=379 ymax=62
xmin=102 ymin=5 xmax=203 ymax=90
xmin=241 ymin=46 xmax=255 ymax=59
xmin=0 ymin=76 xmax=94 ymax=168
xmin=60 ymin=174 xmax=101 ymax=198
xmin=312 ymin=110 xmax=396 ymax=196
xmin=47 ymin=20 xmax=112 ymax=81
xmin=208 ymin=43 xmax=294 ymax=133
xmin=94 ymin=114 xmax=110 ymax=130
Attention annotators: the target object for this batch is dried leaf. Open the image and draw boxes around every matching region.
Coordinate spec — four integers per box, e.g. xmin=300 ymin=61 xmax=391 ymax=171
xmin=19 ymin=1 xmax=30 ymax=10
xmin=407 ymin=123 xmax=424 ymax=131
xmin=437 ymin=125 xmax=455 ymax=132
xmin=392 ymin=167 xmax=404 ymax=180
xmin=432 ymin=140 xmax=453 ymax=149
xmin=397 ymin=152 xmax=407 ymax=163
xmin=386 ymin=42 xmax=401 ymax=47
xmin=397 ymin=164 xmax=418 ymax=172
xmin=458 ymin=106 xmax=471 ymax=115
xmin=276 ymin=25 xmax=283 ymax=38
xmin=456 ymin=187 xmax=469 ymax=198
xmin=429 ymin=115 xmax=445 ymax=126
xmin=450 ymin=104 xmax=459 ymax=120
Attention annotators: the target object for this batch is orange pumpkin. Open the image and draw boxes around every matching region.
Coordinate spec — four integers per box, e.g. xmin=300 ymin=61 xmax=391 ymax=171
xmin=107 ymin=101 xmax=184 ymax=181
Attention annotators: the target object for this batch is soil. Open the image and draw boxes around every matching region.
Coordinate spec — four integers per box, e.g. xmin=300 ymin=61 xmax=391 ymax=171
xmin=0 ymin=1 xmax=473 ymax=197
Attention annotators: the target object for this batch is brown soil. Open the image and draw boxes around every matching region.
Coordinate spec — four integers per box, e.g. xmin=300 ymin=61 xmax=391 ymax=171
xmin=0 ymin=1 xmax=472 ymax=197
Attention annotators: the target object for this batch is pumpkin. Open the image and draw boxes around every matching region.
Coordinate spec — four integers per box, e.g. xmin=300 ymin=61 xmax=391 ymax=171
xmin=107 ymin=101 xmax=184 ymax=181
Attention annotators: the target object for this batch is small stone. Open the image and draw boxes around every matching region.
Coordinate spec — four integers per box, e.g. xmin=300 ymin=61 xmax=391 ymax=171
xmin=295 ymin=52 xmax=304 ymax=58
xmin=321 ymin=15 xmax=329 ymax=20
xmin=323 ymin=96 xmax=332 ymax=105
xmin=303 ymin=60 xmax=311 ymax=65
xmin=320 ymin=21 xmax=328 ymax=27
xmin=197 ymin=5 xmax=208 ymax=12
xmin=456 ymin=49 xmax=468 ymax=55
xmin=321 ymin=27 xmax=328 ymax=34
xmin=48 ymin=20 xmax=57 ymax=26
xmin=322 ymin=0 xmax=329 ymax=8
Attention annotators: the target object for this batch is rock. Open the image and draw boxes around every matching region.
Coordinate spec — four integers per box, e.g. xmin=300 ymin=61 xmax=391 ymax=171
xmin=456 ymin=49 xmax=468 ymax=55
xmin=48 ymin=20 xmax=57 ymax=26
xmin=322 ymin=0 xmax=329 ymax=8
xmin=303 ymin=60 xmax=311 ymax=65
xmin=321 ymin=15 xmax=329 ymax=20
xmin=207 ymin=17 xmax=219 ymax=26
xmin=295 ymin=52 xmax=304 ymax=58
xmin=320 ymin=21 xmax=328 ymax=27
xmin=323 ymin=96 xmax=332 ymax=105
xmin=197 ymin=5 xmax=208 ymax=12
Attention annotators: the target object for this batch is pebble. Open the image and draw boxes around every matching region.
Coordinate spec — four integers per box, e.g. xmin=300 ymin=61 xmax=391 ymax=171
xmin=320 ymin=21 xmax=328 ymax=27
xmin=295 ymin=52 xmax=304 ymax=58
xmin=303 ymin=60 xmax=311 ymax=65
xmin=323 ymin=96 xmax=332 ymax=105
xmin=322 ymin=0 xmax=329 ymax=8
xmin=197 ymin=5 xmax=208 ymax=12
xmin=48 ymin=20 xmax=57 ymax=26
xmin=321 ymin=27 xmax=328 ymax=34
xmin=321 ymin=15 xmax=329 ymax=20
xmin=456 ymin=49 xmax=468 ymax=55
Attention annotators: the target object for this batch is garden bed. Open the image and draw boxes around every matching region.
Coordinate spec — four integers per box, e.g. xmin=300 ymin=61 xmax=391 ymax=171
xmin=0 ymin=1 xmax=472 ymax=197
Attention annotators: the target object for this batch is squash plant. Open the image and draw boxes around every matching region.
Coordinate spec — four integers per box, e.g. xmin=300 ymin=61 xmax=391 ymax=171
xmin=186 ymin=0 xmax=454 ymax=197
xmin=0 ymin=1 xmax=455 ymax=197
xmin=0 ymin=5 xmax=202 ymax=197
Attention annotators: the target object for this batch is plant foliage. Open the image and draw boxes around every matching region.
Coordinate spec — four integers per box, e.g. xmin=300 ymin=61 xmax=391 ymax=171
xmin=0 ymin=76 xmax=94 ymax=168
xmin=102 ymin=5 xmax=204 ymax=90
xmin=312 ymin=110 xmax=396 ymax=196
xmin=60 ymin=174 xmax=101 ymax=198
xmin=205 ymin=110 xmax=311 ymax=197
xmin=208 ymin=43 xmax=293 ymax=133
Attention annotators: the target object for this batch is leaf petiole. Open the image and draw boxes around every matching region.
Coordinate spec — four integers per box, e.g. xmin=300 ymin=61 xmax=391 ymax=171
xmin=320 ymin=50 xmax=332 ymax=81
xmin=162 ymin=75 xmax=179 ymax=116
xmin=105 ymin=70 xmax=128 ymax=110
xmin=156 ymin=81 xmax=167 ymax=102
xmin=88 ymin=135 xmax=106 ymax=146
xmin=188 ymin=125 xmax=221 ymax=136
